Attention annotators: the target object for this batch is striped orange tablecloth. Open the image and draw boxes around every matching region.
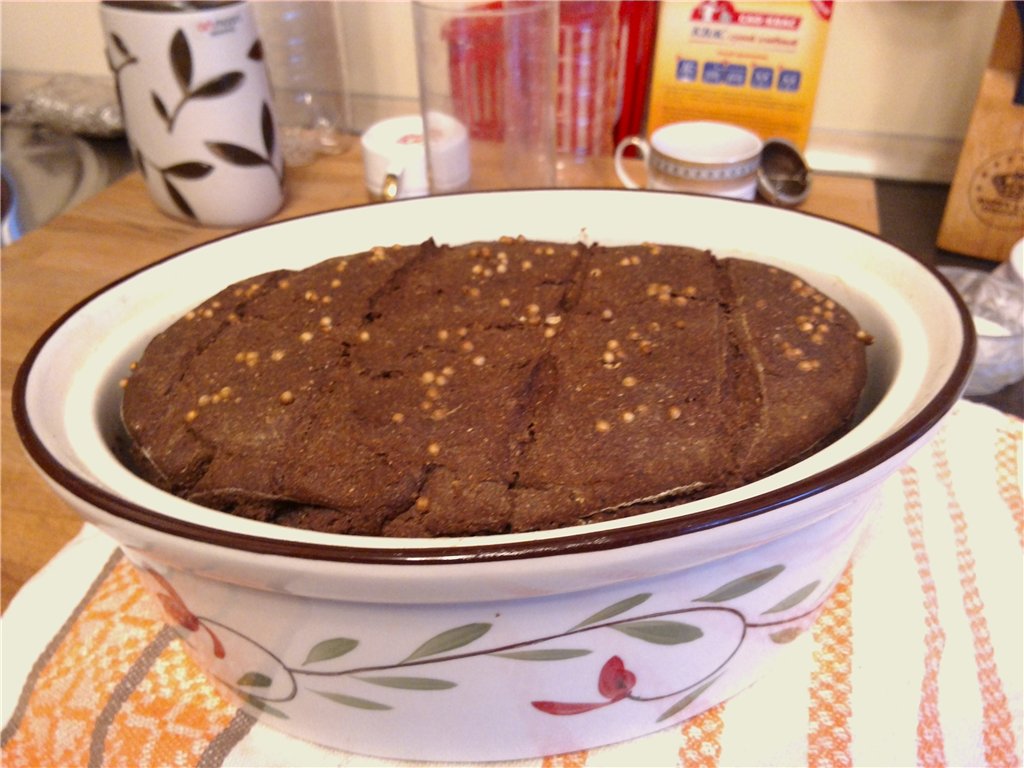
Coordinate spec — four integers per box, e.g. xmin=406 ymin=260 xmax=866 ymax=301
xmin=2 ymin=398 xmax=1021 ymax=768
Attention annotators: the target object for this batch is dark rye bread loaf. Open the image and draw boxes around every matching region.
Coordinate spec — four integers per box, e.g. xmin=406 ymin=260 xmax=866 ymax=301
xmin=120 ymin=238 xmax=871 ymax=537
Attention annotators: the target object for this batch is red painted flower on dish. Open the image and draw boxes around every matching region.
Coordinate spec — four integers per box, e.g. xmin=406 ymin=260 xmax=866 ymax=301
xmin=532 ymin=656 xmax=636 ymax=715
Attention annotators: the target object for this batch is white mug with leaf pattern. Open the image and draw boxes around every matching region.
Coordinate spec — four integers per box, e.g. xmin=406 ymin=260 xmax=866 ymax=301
xmin=101 ymin=1 xmax=284 ymax=228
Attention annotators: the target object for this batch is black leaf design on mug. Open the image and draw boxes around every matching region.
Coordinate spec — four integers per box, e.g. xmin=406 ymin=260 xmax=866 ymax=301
xmin=192 ymin=72 xmax=245 ymax=100
xmin=261 ymin=102 xmax=275 ymax=158
xmin=170 ymin=29 xmax=193 ymax=93
xmin=132 ymin=144 xmax=211 ymax=221
xmin=248 ymin=39 xmax=263 ymax=61
xmin=207 ymin=143 xmax=265 ymax=167
xmin=111 ymin=33 xmax=132 ymax=60
xmin=165 ymin=162 xmax=214 ymax=180
xmin=105 ymin=31 xmax=138 ymax=124
xmin=134 ymin=147 xmax=147 ymax=180
xmin=164 ymin=177 xmax=197 ymax=220
xmin=204 ymin=101 xmax=284 ymax=189
xmin=151 ymin=93 xmax=171 ymax=125
xmin=155 ymin=27 xmax=246 ymax=132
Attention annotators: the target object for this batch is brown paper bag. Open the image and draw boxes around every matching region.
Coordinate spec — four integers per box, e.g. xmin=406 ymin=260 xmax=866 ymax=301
xmin=937 ymin=2 xmax=1024 ymax=262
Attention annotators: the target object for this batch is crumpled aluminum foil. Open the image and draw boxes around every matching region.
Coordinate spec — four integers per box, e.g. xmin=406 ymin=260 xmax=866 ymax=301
xmin=940 ymin=243 xmax=1024 ymax=396
xmin=5 ymin=74 xmax=123 ymax=138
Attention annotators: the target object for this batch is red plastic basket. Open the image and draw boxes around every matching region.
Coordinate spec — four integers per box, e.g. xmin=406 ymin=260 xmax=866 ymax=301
xmin=556 ymin=1 xmax=620 ymax=156
xmin=443 ymin=1 xmax=507 ymax=142
xmin=444 ymin=1 xmax=637 ymax=154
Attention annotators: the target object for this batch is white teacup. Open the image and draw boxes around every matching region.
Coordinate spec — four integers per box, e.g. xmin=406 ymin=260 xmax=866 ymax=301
xmin=615 ymin=121 xmax=763 ymax=200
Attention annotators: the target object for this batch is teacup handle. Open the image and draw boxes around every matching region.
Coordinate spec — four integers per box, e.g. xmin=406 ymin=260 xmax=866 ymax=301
xmin=381 ymin=172 xmax=400 ymax=201
xmin=614 ymin=136 xmax=651 ymax=189
xmin=380 ymin=159 xmax=406 ymax=201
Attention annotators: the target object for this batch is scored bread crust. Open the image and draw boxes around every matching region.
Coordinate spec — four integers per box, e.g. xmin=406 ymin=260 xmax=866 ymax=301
xmin=121 ymin=238 xmax=869 ymax=537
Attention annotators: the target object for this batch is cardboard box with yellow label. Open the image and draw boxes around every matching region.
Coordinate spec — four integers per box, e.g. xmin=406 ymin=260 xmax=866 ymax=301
xmin=646 ymin=0 xmax=833 ymax=149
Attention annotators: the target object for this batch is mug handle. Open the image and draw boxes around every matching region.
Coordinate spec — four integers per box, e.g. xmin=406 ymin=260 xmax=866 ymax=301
xmin=614 ymin=136 xmax=650 ymax=190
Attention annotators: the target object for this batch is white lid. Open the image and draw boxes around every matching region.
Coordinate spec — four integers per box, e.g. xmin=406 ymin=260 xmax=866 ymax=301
xmin=360 ymin=113 xmax=470 ymax=197
xmin=422 ymin=111 xmax=471 ymax=192
xmin=360 ymin=115 xmax=430 ymax=198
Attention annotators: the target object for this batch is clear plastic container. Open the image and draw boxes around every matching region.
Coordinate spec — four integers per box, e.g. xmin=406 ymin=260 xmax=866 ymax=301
xmin=413 ymin=0 xmax=558 ymax=192
xmin=940 ymin=239 xmax=1024 ymax=396
xmin=253 ymin=1 xmax=352 ymax=166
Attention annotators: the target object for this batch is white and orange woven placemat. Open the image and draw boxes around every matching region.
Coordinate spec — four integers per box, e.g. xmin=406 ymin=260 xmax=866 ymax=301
xmin=2 ymin=398 xmax=1021 ymax=767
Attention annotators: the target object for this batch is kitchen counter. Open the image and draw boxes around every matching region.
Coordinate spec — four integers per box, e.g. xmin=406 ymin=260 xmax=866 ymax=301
xmin=0 ymin=146 xmax=997 ymax=613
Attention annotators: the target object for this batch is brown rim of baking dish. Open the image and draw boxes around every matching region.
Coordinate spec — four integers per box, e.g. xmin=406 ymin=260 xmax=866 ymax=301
xmin=11 ymin=193 xmax=976 ymax=565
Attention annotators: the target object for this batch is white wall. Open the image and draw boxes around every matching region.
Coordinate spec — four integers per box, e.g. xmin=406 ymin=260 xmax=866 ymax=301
xmin=808 ymin=0 xmax=1003 ymax=179
xmin=815 ymin=1 xmax=1001 ymax=140
xmin=1 ymin=1 xmax=109 ymax=77
xmin=0 ymin=0 xmax=1005 ymax=182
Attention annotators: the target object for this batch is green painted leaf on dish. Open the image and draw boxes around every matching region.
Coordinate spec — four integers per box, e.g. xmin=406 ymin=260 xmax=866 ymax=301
xmin=695 ymin=565 xmax=785 ymax=603
xmin=612 ymin=620 xmax=702 ymax=645
xmin=236 ymin=671 xmax=272 ymax=688
xmin=314 ymin=690 xmax=392 ymax=711
xmin=239 ymin=693 xmax=288 ymax=719
xmin=572 ymin=593 xmax=652 ymax=629
xmin=763 ymin=580 xmax=821 ymax=615
xmin=355 ymin=676 xmax=456 ymax=690
xmin=403 ymin=623 xmax=491 ymax=662
xmin=303 ymin=637 xmax=359 ymax=666
xmin=656 ymin=677 xmax=718 ymax=723
xmin=492 ymin=649 xmax=593 ymax=661
xmin=217 ymin=675 xmax=288 ymax=718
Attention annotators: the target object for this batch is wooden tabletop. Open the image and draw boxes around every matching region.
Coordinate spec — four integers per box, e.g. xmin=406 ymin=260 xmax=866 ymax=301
xmin=0 ymin=147 xmax=879 ymax=613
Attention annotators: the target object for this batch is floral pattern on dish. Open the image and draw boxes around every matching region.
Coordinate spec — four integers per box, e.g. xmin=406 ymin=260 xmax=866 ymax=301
xmin=143 ymin=562 xmax=830 ymax=725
